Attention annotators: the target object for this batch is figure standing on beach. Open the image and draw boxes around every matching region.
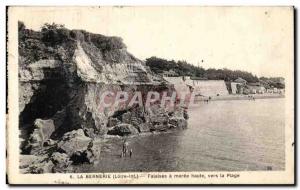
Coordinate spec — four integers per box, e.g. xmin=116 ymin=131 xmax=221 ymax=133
xmin=130 ymin=149 xmax=133 ymax=158
xmin=123 ymin=140 xmax=129 ymax=156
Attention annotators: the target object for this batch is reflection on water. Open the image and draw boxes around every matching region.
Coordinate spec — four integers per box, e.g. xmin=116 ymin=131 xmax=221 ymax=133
xmin=75 ymin=98 xmax=285 ymax=172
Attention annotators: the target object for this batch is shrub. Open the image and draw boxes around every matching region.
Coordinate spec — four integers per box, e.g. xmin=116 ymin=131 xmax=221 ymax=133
xmin=41 ymin=23 xmax=70 ymax=46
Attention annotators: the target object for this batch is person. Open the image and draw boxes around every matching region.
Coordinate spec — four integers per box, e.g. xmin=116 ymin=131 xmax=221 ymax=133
xmin=123 ymin=140 xmax=129 ymax=156
xmin=129 ymin=149 xmax=133 ymax=158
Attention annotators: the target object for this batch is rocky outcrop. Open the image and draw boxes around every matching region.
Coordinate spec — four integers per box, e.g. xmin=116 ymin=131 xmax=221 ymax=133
xmin=18 ymin=22 xmax=188 ymax=173
xmin=107 ymin=123 xmax=139 ymax=136
xmin=19 ymin=152 xmax=73 ymax=174
xmin=169 ymin=117 xmax=188 ymax=130
xmin=20 ymin=129 xmax=100 ymax=173
xmin=50 ymin=152 xmax=73 ymax=173
xmin=57 ymin=129 xmax=92 ymax=156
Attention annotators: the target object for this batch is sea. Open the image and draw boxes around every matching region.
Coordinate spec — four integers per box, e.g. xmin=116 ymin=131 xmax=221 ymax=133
xmin=75 ymin=98 xmax=285 ymax=172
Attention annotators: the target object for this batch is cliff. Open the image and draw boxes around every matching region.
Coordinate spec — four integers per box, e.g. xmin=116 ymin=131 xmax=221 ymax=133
xmin=18 ymin=22 xmax=188 ymax=173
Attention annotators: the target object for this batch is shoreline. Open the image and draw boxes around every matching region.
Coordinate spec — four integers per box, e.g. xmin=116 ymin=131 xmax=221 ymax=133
xmin=195 ymin=94 xmax=284 ymax=102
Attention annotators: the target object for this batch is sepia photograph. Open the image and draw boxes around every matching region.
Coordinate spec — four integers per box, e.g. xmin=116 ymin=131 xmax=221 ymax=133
xmin=6 ymin=6 xmax=294 ymax=184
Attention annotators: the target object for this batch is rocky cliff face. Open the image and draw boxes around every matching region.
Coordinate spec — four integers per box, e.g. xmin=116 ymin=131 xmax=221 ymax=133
xmin=18 ymin=22 xmax=188 ymax=173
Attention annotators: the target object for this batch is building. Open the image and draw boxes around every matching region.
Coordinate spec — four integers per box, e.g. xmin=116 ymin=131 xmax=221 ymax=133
xmin=162 ymin=70 xmax=178 ymax=77
xmin=191 ymin=80 xmax=229 ymax=96
xmin=230 ymin=82 xmax=238 ymax=94
xmin=247 ymin=85 xmax=266 ymax=94
xmin=163 ymin=76 xmax=229 ymax=97
xmin=234 ymin=77 xmax=247 ymax=85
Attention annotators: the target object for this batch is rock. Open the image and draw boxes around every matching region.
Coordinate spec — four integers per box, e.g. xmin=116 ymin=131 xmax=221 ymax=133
xmin=150 ymin=124 xmax=168 ymax=132
xmin=121 ymin=112 xmax=132 ymax=123
xmin=70 ymin=140 xmax=101 ymax=164
xmin=57 ymin=129 xmax=92 ymax=156
xmin=183 ymin=109 xmax=189 ymax=120
xmin=169 ymin=117 xmax=188 ymax=129
xmin=83 ymin=128 xmax=96 ymax=138
xmin=20 ymin=155 xmax=45 ymax=169
xmin=50 ymin=152 xmax=73 ymax=173
xmin=107 ymin=123 xmax=139 ymax=136
xmin=19 ymin=137 xmax=26 ymax=153
xmin=130 ymin=115 xmax=144 ymax=127
xmin=43 ymin=139 xmax=57 ymax=146
xmin=150 ymin=114 xmax=169 ymax=126
xmin=107 ymin=117 xmax=121 ymax=128
xmin=34 ymin=118 xmax=56 ymax=142
xmin=19 ymin=154 xmax=54 ymax=174
xmin=57 ymin=129 xmax=101 ymax=164
xmin=71 ymin=149 xmax=93 ymax=165
xmin=27 ymin=160 xmax=55 ymax=174
xmin=137 ymin=122 xmax=150 ymax=132
xmin=20 ymin=152 xmax=73 ymax=174
xmin=25 ymin=129 xmax=44 ymax=154
xmin=24 ymin=118 xmax=56 ymax=154
xmin=51 ymin=152 xmax=71 ymax=165
xmin=168 ymin=124 xmax=177 ymax=129
xmin=89 ymin=139 xmax=101 ymax=162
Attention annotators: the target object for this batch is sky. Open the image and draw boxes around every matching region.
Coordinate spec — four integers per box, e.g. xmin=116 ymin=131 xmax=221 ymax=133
xmin=14 ymin=6 xmax=293 ymax=77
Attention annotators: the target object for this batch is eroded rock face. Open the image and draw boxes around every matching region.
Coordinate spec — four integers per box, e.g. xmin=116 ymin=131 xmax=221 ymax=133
xmin=18 ymin=23 xmax=189 ymax=173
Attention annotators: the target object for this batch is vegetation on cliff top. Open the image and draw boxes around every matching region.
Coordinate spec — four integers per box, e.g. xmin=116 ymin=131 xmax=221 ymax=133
xmin=18 ymin=21 xmax=126 ymax=65
xmin=145 ymin=56 xmax=260 ymax=82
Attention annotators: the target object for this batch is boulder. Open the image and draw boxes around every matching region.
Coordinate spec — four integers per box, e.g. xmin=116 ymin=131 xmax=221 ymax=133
xmin=183 ymin=109 xmax=189 ymax=120
xmin=137 ymin=122 xmax=150 ymax=132
xmin=150 ymin=124 xmax=168 ymax=132
xmin=50 ymin=152 xmax=73 ymax=173
xmin=107 ymin=117 xmax=121 ymax=128
xmin=121 ymin=112 xmax=132 ymax=123
xmin=19 ymin=152 xmax=73 ymax=174
xmin=57 ymin=129 xmax=92 ymax=156
xmin=27 ymin=160 xmax=55 ymax=174
xmin=57 ymin=129 xmax=101 ymax=164
xmin=169 ymin=117 xmax=188 ymax=129
xmin=19 ymin=154 xmax=54 ymax=174
xmin=34 ymin=118 xmax=56 ymax=142
xmin=168 ymin=124 xmax=177 ymax=129
xmin=43 ymin=139 xmax=57 ymax=146
xmin=70 ymin=140 xmax=101 ymax=164
xmin=25 ymin=129 xmax=44 ymax=154
xmin=150 ymin=114 xmax=169 ymax=126
xmin=24 ymin=118 xmax=57 ymax=154
xmin=107 ymin=123 xmax=139 ymax=136
xmin=71 ymin=149 xmax=94 ymax=165
xmin=130 ymin=115 xmax=144 ymax=127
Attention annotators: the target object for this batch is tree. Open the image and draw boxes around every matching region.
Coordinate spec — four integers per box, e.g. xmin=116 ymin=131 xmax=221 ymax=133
xmin=41 ymin=23 xmax=70 ymax=46
xmin=146 ymin=56 xmax=260 ymax=82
